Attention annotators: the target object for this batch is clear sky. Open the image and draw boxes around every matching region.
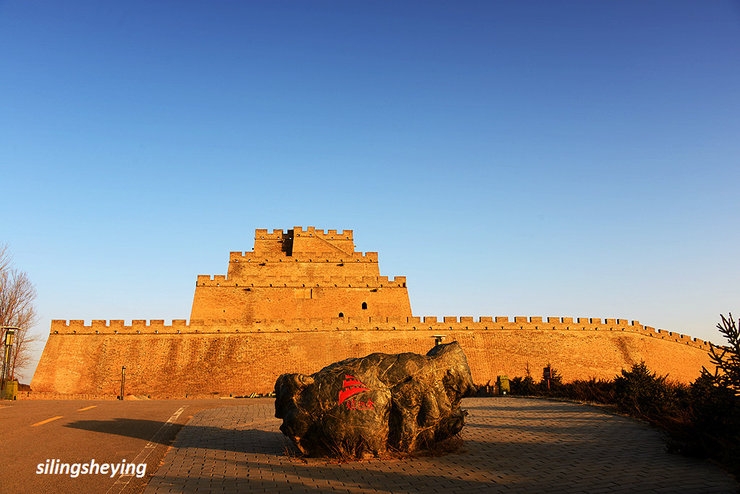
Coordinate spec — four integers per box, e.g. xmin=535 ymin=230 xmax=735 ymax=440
xmin=1 ymin=1 xmax=739 ymax=381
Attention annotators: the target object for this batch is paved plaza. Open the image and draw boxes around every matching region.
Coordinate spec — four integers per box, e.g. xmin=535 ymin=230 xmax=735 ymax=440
xmin=143 ymin=397 xmax=738 ymax=493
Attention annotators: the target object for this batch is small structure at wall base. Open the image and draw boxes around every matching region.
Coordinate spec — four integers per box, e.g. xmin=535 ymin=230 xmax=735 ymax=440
xmin=497 ymin=375 xmax=510 ymax=395
xmin=274 ymin=341 xmax=475 ymax=458
xmin=1 ymin=380 xmax=18 ymax=400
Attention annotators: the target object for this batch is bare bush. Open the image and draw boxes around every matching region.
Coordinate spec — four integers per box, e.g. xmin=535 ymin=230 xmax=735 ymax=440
xmin=0 ymin=245 xmax=39 ymax=382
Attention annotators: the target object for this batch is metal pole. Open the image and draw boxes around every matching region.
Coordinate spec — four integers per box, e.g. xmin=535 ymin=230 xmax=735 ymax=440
xmin=1 ymin=327 xmax=18 ymax=397
xmin=1 ymin=343 xmax=8 ymax=393
xmin=120 ymin=366 xmax=126 ymax=400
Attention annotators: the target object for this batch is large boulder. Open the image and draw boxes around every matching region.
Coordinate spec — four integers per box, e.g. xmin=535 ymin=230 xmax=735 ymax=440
xmin=274 ymin=342 xmax=475 ymax=458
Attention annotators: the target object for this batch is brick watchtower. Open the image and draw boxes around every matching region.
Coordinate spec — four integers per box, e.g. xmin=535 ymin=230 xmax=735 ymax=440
xmin=189 ymin=227 xmax=412 ymax=324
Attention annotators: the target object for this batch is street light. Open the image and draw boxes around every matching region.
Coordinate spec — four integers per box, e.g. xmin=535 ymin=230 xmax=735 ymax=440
xmin=3 ymin=328 xmax=15 ymax=346
xmin=1 ymin=326 xmax=19 ymax=397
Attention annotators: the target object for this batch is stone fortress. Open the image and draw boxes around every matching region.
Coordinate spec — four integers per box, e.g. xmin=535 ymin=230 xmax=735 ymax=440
xmin=31 ymin=226 xmax=714 ymax=398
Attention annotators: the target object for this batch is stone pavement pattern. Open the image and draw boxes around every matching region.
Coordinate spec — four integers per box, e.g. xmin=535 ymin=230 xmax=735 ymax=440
xmin=145 ymin=397 xmax=738 ymax=493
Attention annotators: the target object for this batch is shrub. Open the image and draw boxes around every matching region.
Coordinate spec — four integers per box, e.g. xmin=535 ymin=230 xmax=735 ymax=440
xmin=706 ymin=313 xmax=740 ymax=393
xmin=509 ymin=376 xmax=538 ymax=396
xmin=560 ymin=378 xmax=615 ymax=404
xmin=681 ymin=374 xmax=737 ymax=456
xmin=500 ymin=328 xmax=739 ymax=481
xmin=613 ymin=361 xmax=684 ymax=421
xmin=693 ymin=313 xmax=740 ymax=478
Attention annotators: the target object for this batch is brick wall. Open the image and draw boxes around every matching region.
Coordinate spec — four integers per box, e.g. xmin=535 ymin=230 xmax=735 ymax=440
xmin=28 ymin=227 xmax=717 ymax=398
xmin=189 ymin=226 xmax=413 ymax=323
xmin=30 ymin=318 xmax=714 ymax=398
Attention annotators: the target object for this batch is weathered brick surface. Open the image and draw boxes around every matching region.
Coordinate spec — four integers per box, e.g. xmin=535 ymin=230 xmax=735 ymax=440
xmin=31 ymin=323 xmax=712 ymax=398
xmin=190 ymin=226 xmax=412 ymax=323
xmin=30 ymin=227 xmax=716 ymax=398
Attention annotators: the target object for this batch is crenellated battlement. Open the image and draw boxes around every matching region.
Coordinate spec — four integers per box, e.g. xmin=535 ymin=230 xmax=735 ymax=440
xmin=46 ymin=316 xmax=710 ymax=350
xmin=195 ymin=274 xmax=407 ymax=288
xmin=254 ymin=228 xmax=285 ymax=239
xmin=292 ymin=226 xmax=353 ymax=240
xmin=253 ymin=227 xmax=354 ymax=240
xmin=228 ymin=251 xmax=378 ymax=263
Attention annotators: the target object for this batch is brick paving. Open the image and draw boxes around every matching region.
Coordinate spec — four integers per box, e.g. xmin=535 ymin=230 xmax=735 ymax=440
xmin=144 ymin=397 xmax=738 ymax=493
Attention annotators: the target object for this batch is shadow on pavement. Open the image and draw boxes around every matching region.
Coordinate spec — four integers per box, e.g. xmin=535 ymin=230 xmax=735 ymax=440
xmin=65 ymin=418 xmax=288 ymax=454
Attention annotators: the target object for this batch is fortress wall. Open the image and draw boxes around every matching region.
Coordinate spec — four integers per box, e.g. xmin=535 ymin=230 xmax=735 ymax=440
xmin=252 ymin=230 xmax=286 ymax=257
xmin=191 ymin=227 xmax=407 ymax=326
xmin=31 ymin=317 xmax=715 ymax=398
xmin=31 ymin=228 xmax=715 ymax=399
xmin=45 ymin=317 xmax=710 ymax=349
xmin=189 ymin=284 xmax=412 ymax=322
xmin=226 ymin=254 xmax=382 ymax=281
xmin=291 ymin=230 xmax=355 ymax=256
xmin=251 ymin=227 xmax=357 ymax=258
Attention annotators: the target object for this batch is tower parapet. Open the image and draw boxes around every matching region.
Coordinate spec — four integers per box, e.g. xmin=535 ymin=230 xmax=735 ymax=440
xmin=191 ymin=227 xmax=411 ymax=323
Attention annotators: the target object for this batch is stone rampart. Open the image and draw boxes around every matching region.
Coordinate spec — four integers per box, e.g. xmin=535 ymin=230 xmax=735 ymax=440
xmin=29 ymin=226 xmax=717 ymax=399
xmin=30 ymin=316 xmax=714 ymax=399
xmin=43 ymin=317 xmax=711 ymax=348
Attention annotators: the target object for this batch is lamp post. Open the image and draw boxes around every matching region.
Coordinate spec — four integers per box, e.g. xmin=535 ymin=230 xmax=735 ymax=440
xmin=1 ymin=326 xmax=18 ymax=397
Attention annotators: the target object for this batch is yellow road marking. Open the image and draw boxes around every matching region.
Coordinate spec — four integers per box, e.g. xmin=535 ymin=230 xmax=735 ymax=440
xmin=32 ymin=415 xmax=63 ymax=427
xmin=77 ymin=405 xmax=97 ymax=412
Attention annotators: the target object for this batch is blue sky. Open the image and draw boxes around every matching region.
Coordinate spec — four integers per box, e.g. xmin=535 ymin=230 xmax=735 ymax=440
xmin=1 ymin=1 xmax=739 ymax=380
